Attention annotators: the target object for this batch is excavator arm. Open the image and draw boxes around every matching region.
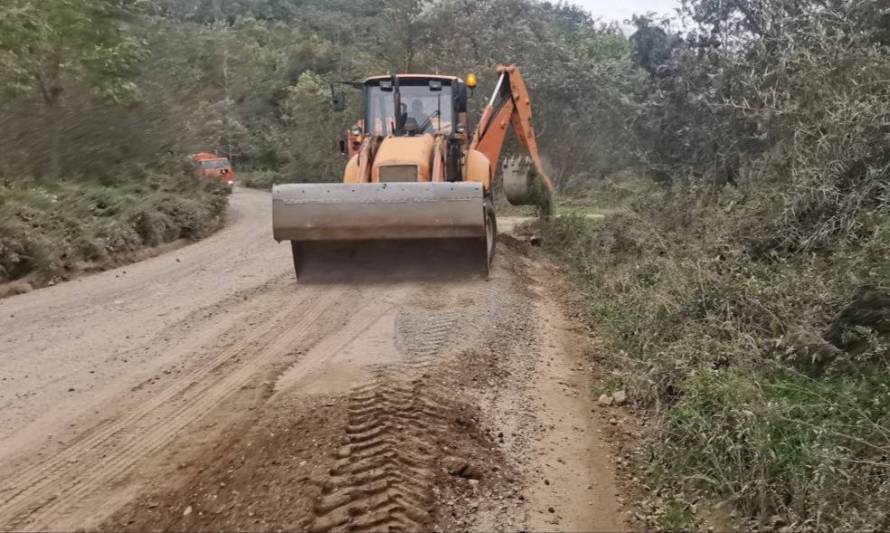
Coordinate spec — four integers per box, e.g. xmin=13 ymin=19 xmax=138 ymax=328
xmin=470 ymin=64 xmax=555 ymax=210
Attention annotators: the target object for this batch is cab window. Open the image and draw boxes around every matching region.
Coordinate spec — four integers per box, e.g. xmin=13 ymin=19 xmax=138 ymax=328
xmin=365 ymin=80 xmax=453 ymax=136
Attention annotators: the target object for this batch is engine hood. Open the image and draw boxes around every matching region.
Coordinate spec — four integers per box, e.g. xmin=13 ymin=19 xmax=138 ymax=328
xmin=372 ymin=135 xmax=435 ymax=182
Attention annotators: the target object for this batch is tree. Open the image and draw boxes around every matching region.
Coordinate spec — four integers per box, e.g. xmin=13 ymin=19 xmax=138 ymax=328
xmin=629 ymin=15 xmax=679 ymax=76
xmin=374 ymin=0 xmax=430 ymax=71
xmin=0 ymin=0 xmax=149 ymax=177
xmin=271 ymin=70 xmax=353 ymax=181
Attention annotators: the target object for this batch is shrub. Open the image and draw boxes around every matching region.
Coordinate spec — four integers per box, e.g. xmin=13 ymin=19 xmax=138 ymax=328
xmin=0 ymin=174 xmax=227 ymax=284
xmin=539 ymin=190 xmax=890 ymax=528
xmin=238 ymin=170 xmax=283 ymax=190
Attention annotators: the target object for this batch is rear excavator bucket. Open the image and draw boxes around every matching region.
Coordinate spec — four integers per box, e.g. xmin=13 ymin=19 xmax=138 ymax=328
xmin=272 ymin=182 xmax=495 ymax=282
xmin=501 ymin=156 xmax=554 ymax=216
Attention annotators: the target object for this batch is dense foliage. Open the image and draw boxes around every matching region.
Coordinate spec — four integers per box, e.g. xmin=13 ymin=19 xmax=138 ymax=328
xmin=0 ymin=169 xmax=228 ymax=287
xmin=540 ymin=1 xmax=890 ymax=529
xmin=1 ymin=0 xmax=635 ymax=185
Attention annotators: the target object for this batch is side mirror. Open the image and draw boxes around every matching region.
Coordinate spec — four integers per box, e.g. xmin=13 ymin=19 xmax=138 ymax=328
xmin=454 ymin=82 xmax=469 ymax=113
xmin=339 ymin=139 xmax=347 ymax=156
xmin=332 ymin=91 xmax=346 ymax=112
xmin=330 ymin=84 xmax=347 ymax=112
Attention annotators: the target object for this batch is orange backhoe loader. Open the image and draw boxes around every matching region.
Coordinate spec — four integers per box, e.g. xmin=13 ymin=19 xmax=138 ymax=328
xmin=272 ymin=64 xmax=554 ymax=281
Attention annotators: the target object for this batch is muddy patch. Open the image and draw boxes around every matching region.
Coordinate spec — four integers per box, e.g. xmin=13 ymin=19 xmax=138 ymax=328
xmin=102 ymin=394 xmax=343 ymax=531
xmin=102 ymin=367 xmax=507 ymax=532
xmin=309 ymin=373 xmax=500 ymax=532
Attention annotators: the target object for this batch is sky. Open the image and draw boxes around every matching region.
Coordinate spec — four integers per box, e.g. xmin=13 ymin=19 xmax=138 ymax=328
xmin=569 ymin=0 xmax=681 ymax=27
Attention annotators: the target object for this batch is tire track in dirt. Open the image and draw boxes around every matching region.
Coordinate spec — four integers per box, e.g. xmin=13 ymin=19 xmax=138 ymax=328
xmin=0 ymin=274 xmax=284 ymax=448
xmin=393 ymin=281 xmax=506 ymax=362
xmin=396 ymin=312 xmax=462 ymax=358
xmin=271 ymin=285 xmax=414 ymax=397
xmin=309 ymin=378 xmax=450 ymax=532
xmin=0 ymin=285 xmax=346 ymax=531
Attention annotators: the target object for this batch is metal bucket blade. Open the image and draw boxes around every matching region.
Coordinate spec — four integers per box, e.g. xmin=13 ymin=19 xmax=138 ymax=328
xmin=272 ymin=182 xmax=485 ymax=242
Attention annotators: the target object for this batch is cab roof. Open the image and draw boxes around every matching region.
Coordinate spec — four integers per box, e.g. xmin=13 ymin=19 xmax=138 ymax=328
xmin=363 ymin=74 xmax=463 ymax=84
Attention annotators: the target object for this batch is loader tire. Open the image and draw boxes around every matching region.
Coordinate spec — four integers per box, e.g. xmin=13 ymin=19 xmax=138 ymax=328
xmin=290 ymin=241 xmax=302 ymax=280
xmin=484 ymin=199 xmax=497 ymax=278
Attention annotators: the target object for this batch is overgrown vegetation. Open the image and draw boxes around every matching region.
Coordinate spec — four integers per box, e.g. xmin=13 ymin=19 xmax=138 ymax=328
xmin=0 ymin=171 xmax=228 ymax=285
xmin=540 ymin=1 xmax=890 ymax=529
xmin=2 ymin=0 xmax=635 ymax=183
xmin=237 ymin=170 xmax=283 ymax=190
xmin=0 ymin=0 xmax=231 ymax=286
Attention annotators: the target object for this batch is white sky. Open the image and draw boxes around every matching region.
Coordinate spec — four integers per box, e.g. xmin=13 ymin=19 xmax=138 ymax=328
xmin=569 ymin=0 xmax=681 ymax=27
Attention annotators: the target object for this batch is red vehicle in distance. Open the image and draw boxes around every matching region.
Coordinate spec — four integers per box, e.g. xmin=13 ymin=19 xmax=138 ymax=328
xmin=192 ymin=152 xmax=235 ymax=188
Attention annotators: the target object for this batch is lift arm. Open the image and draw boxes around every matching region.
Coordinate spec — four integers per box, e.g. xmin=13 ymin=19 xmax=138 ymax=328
xmin=470 ymin=64 xmax=555 ymax=196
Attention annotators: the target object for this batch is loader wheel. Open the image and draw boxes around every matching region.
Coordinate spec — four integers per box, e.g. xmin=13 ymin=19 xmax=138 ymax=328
xmin=290 ymin=241 xmax=302 ymax=280
xmin=483 ymin=199 xmax=497 ymax=278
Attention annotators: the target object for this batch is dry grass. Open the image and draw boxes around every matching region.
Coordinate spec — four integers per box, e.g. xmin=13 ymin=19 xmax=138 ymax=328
xmin=538 ymin=187 xmax=890 ymax=529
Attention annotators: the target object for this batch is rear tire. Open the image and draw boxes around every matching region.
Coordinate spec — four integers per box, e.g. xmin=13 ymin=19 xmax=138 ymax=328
xmin=483 ymin=199 xmax=496 ymax=278
xmin=290 ymin=241 xmax=302 ymax=281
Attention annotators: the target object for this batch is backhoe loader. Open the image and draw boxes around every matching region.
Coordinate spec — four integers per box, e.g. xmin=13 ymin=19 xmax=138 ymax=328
xmin=272 ymin=64 xmax=554 ymax=281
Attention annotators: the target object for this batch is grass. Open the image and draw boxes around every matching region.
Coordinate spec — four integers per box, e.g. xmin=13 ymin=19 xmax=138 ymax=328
xmin=238 ymin=170 xmax=283 ymax=190
xmin=657 ymin=499 xmax=696 ymax=531
xmin=0 ymin=173 xmax=228 ymax=286
xmin=536 ymin=183 xmax=890 ymax=530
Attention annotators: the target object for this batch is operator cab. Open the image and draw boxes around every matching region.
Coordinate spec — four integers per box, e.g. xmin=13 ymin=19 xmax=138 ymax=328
xmin=363 ymin=75 xmax=469 ymax=137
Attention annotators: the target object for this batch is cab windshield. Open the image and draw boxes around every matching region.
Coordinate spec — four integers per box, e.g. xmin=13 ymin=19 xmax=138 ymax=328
xmin=199 ymin=159 xmax=230 ymax=169
xmin=365 ymin=80 xmax=453 ymax=136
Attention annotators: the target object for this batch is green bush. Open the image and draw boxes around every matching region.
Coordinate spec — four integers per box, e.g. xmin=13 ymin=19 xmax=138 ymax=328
xmin=539 ymin=195 xmax=890 ymax=528
xmin=658 ymin=370 xmax=890 ymax=529
xmin=0 ymin=174 xmax=227 ymax=284
xmin=238 ymin=170 xmax=283 ymax=190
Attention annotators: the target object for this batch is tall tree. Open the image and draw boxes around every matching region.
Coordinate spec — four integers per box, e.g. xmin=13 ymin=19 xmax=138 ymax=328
xmin=0 ymin=0 xmax=148 ymax=177
xmin=375 ymin=0 xmax=429 ymax=71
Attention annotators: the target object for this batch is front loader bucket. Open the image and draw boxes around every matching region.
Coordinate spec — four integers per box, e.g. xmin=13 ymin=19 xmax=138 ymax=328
xmin=272 ymin=182 xmax=492 ymax=282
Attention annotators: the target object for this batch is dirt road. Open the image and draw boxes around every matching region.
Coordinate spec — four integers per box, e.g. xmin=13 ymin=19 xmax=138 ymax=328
xmin=0 ymin=187 xmax=623 ymax=531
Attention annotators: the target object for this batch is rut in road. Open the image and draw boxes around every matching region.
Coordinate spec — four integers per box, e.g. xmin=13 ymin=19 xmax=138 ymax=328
xmin=309 ymin=378 xmax=448 ymax=532
xmin=307 ymin=282 xmax=517 ymax=532
xmin=0 ymin=285 xmax=346 ymax=531
xmin=396 ymin=311 xmax=462 ymax=358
